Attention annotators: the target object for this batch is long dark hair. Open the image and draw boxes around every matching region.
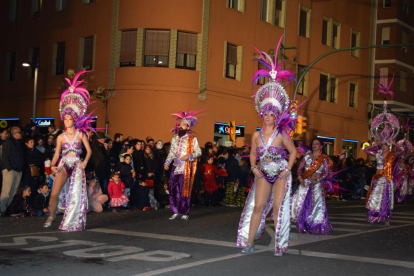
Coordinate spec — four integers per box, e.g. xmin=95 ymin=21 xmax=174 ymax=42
xmin=310 ymin=138 xmax=325 ymax=155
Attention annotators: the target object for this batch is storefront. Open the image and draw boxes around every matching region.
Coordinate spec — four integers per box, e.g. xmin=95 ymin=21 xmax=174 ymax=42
xmin=0 ymin=118 xmax=21 ymax=129
xmin=342 ymin=139 xmax=358 ymax=158
xmin=316 ymin=136 xmax=335 ymax=156
xmin=213 ymin=122 xmax=245 ymax=146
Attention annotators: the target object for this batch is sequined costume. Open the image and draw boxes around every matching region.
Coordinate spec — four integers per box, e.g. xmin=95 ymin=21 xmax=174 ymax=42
xmin=237 ymin=129 xmax=292 ymax=254
xmin=291 ymin=153 xmax=333 ymax=234
xmin=165 ymin=133 xmax=202 ymax=216
xmin=236 ymin=35 xmax=299 ymax=255
xmin=55 ymin=130 xmax=88 ymax=231
xmin=364 ymin=146 xmax=397 ymax=223
xmin=394 ymin=136 xmax=413 ymax=203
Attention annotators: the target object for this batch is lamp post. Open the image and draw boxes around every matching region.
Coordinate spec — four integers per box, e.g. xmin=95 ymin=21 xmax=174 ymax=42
xmin=22 ymin=62 xmax=38 ymax=123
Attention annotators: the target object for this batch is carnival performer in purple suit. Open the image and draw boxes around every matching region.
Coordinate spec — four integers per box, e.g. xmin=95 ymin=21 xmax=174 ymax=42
xmin=291 ymin=138 xmax=334 ymax=235
xmin=163 ymin=108 xmax=203 ymax=220
xmin=363 ymin=70 xmax=403 ymax=227
xmin=237 ymin=36 xmax=298 ymax=257
xmin=44 ymin=70 xmax=95 ymax=231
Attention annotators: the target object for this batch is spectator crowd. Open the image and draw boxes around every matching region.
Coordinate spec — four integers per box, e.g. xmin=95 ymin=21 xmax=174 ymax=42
xmin=0 ymin=123 xmax=376 ymax=219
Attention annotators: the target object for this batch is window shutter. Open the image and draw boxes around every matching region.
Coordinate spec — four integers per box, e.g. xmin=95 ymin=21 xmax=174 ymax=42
xmin=177 ymin=32 xmax=197 ymax=55
xmin=227 ymin=44 xmax=237 ymax=65
xmin=120 ymin=30 xmax=137 ymax=63
xmin=145 ymin=30 xmax=170 ymax=56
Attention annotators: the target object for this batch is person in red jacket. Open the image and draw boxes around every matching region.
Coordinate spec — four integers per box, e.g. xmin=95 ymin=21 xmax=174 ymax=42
xmin=108 ymin=172 xmax=129 ymax=212
xmin=202 ymin=156 xmax=228 ymax=206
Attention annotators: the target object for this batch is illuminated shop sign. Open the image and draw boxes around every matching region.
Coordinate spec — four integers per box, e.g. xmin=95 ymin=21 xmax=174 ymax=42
xmin=33 ymin=117 xmax=55 ymax=128
xmin=214 ymin=122 xmax=245 ymax=137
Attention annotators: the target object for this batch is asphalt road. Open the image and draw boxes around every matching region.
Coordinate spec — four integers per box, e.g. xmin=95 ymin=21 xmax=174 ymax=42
xmin=1 ymin=199 xmax=414 ymax=276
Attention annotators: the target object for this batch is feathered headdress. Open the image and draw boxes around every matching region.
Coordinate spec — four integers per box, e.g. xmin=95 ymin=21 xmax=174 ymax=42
xmin=370 ymin=69 xmax=399 ymax=144
xmin=171 ymin=106 xmax=207 ymax=134
xmin=60 ymin=70 xmax=96 ymax=135
xmin=252 ymin=35 xmax=296 ymax=118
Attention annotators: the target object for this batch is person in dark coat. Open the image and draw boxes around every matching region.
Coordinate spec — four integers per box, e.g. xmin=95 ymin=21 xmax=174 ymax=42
xmin=119 ymin=154 xmax=135 ymax=206
xmin=33 ymin=182 xmax=50 ymax=216
xmin=5 ymin=186 xmax=35 ymax=217
xmin=224 ymin=148 xmax=240 ymax=206
xmin=1 ymin=126 xmax=24 ymax=213
xmin=90 ymin=133 xmax=111 ymax=198
xmin=43 ymin=134 xmax=56 ymax=160
xmin=111 ymin=133 xmax=123 ymax=164
xmin=22 ymin=137 xmax=45 ymax=205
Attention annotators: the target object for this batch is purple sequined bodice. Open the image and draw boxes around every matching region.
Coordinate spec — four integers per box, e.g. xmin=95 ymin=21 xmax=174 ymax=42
xmin=61 ymin=131 xmax=82 ymax=157
xmin=256 ymin=130 xmax=283 ymax=161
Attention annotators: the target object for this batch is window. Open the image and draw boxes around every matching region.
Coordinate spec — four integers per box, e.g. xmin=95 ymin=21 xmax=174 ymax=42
xmin=349 ymin=82 xmax=357 ymax=107
xmin=322 ymin=19 xmax=328 ymax=45
xmin=120 ymin=30 xmax=137 ymax=67
xmin=176 ymin=32 xmax=197 ymax=70
xmin=383 ymin=0 xmax=391 ymax=8
xmin=144 ymin=30 xmax=170 ymax=67
xmin=297 ymin=64 xmax=307 ymax=95
xmin=400 ymin=71 xmax=407 ymax=92
xmin=402 ymin=31 xmax=408 ymax=52
xmin=332 ymin=22 xmax=340 ymax=49
xmin=350 ymin=29 xmax=360 ymax=57
xmin=261 ymin=0 xmax=284 ymax=27
xmin=226 ymin=43 xmax=237 ymax=79
xmin=82 ymin=0 xmax=97 ymax=4
xmin=403 ymin=0 xmax=410 ymax=13
xmin=381 ymin=27 xmax=390 ymax=45
xmin=31 ymin=0 xmax=42 ymax=17
xmin=227 ymin=0 xmax=241 ymax=11
xmin=319 ymin=74 xmax=328 ymax=101
xmin=379 ymin=67 xmax=389 ymax=87
xmin=6 ymin=52 xmax=17 ymax=81
xmin=30 ymin=47 xmax=40 ymax=79
xmin=8 ymin=0 xmax=20 ymax=23
xmin=299 ymin=6 xmax=311 ymax=38
xmin=329 ymin=76 xmax=338 ymax=103
xmin=261 ymin=0 xmax=269 ymax=21
xmin=83 ymin=36 xmax=94 ymax=70
xmin=56 ymin=0 xmax=68 ymax=11
xmin=55 ymin=42 xmax=65 ymax=75
xmin=274 ymin=0 xmax=283 ymax=26
xmin=257 ymin=62 xmax=267 ymax=85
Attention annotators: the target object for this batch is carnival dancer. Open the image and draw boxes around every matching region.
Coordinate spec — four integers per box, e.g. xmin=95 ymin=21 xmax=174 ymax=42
xmin=394 ymin=132 xmax=412 ymax=203
xmin=363 ymin=70 xmax=403 ymax=226
xmin=163 ymin=107 xmax=203 ymax=220
xmin=237 ymin=36 xmax=298 ymax=256
xmin=291 ymin=138 xmax=334 ymax=235
xmin=44 ymin=70 xmax=94 ymax=230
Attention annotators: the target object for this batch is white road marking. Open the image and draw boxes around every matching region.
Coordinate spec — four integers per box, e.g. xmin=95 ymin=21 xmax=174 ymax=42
xmin=25 ymin=240 xmax=105 ymax=251
xmin=0 ymin=236 xmax=58 ymax=246
xmin=63 ymin=245 xmax=144 ymax=258
xmin=287 ymin=249 xmax=414 ymax=268
xmin=329 ymin=216 xmax=412 ymax=223
xmin=88 ymin=228 xmax=266 ymax=250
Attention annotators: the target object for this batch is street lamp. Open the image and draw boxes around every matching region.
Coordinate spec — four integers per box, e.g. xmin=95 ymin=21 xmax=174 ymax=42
xmin=22 ymin=62 xmax=38 ymax=123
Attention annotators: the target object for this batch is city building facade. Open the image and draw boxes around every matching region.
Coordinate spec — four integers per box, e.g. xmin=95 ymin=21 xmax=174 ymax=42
xmin=1 ymin=0 xmax=397 ymax=158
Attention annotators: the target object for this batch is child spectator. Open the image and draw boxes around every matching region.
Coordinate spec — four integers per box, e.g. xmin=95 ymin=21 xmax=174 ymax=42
xmin=202 ymin=156 xmax=228 ymax=206
xmin=235 ymin=158 xmax=250 ymax=207
xmin=224 ymin=148 xmax=239 ymax=206
xmin=216 ymin=156 xmax=227 ymax=204
xmin=87 ymin=172 xmax=108 ymax=212
xmin=108 ymin=172 xmax=129 ymax=212
xmin=5 ymin=186 xmax=35 ymax=217
xmin=133 ymin=180 xmax=151 ymax=210
xmin=33 ymin=183 xmax=50 ymax=216
xmin=157 ymin=182 xmax=170 ymax=209
xmin=120 ymin=154 xmax=135 ymax=207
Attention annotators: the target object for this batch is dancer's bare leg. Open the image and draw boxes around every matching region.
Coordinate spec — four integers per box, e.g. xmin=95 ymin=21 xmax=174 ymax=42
xmin=46 ymin=168 xmax=68 ymax=223
xmin=246 ymin=177 xmax=272 ymax=247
